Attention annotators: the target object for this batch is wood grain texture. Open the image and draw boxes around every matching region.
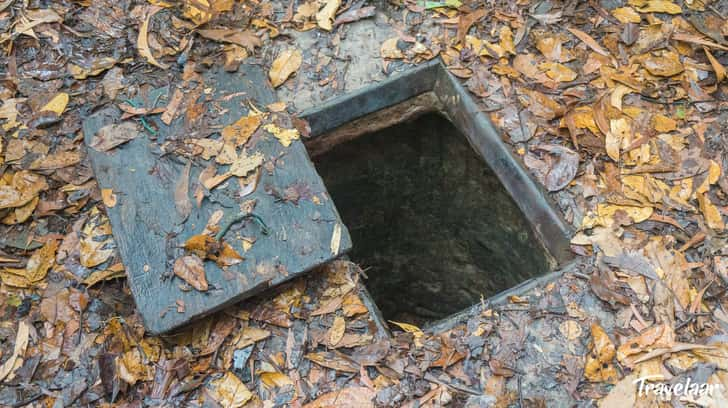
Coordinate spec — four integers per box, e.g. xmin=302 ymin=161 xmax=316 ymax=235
xmin=82 ymin=66 xmax=351 ymax=334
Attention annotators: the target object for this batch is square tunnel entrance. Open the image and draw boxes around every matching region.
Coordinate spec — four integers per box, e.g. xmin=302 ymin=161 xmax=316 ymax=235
xmin=302 ymin=60 xmax=573 ymax=328
xmin=312 ymin=113 xmax=553 ymax=325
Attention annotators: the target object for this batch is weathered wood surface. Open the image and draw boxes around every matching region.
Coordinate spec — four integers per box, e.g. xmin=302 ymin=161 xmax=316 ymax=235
xmin=82 ymin=66 xmax=351 ymax=334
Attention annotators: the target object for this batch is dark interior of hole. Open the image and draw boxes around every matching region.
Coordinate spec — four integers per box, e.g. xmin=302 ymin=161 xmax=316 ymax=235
xmin=313 ymin=113 xmax=552 ymax=326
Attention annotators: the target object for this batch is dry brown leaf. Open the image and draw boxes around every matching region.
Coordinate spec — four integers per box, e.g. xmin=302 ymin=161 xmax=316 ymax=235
xmin=41 ymin=93 xmax=69 ymax=115
xmin=499 ymin=26 xmax=516 ymax=55
xmin=305 ymin=350 xmax=359 ymax=372
xmin=539 ymin=62 xmax=578 ymax=82
xmin=642 ymin=51 xmax=683 ymax=77
xmin=0 ymin=321 xmax=30 ymax=382
xmin=234 ymin=326 xmax=270 ymax=349
xmin=229 ymin=151 xmax=264 ymax=177
xmin=173 ymin=254 xmax=208 ymax=291
xmin=704 ymin=47 xmax=726 ymax=82
xmin=222 ymin=114 xmax=262 ymax=146
xmin=519 ymin=89 xmax=565 ymax=120
xmin=612 ymin=7 xmax=641 ymax=23
xmin=381 ymin=37 xmax=404 ymax=59
xmin=206 ymin=371 xmax=252 ymax=408
xmin=80 ymin=207 xmax=115 ymax=268
xmin=263 ymin=123 xmax=300 ymax=147
xmin=567 ymin=27 xmax=610 ymax=56
xmin=197 ymin=29 xmax=262 ymax=52
xmin=606 ymin=118 xmax=630 ymax=161
xmin=316 ymin=0 xmax=340 ymax=31
xmin=260 ymin=371 xmax=294 ymax=388
xmin=101 ymin=188 xmax=117 ymax=208
xmin=83 ymin=263 xmax=125 ymax=287
xmin=175 ymin=161 xmax=192 ymax=221
xmin=584 ymin=323 xmax=618 ymax=383
xmin=631 ymin=0 xmax=682 ymax=14
xmin=303 ymin=386 xmax=375 ymax=408
xmin=269 ymin=49 xmax=302 ymax=88
xmin=161 ymin=88 xmax=184 ymax=125
xmin=138 ymin=6 xmax=169 ymax=69
xmin=90 ymin=122 xmax=141 ymax=152
xmin=698 ymin=192 xmax=725 ymax=231
xmin=328 ymin=316 xmax=346 ymax=346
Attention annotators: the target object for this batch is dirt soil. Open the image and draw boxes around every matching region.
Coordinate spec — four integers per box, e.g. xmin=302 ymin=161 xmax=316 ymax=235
xmin=1 ymin=0 xmax=728 ymax=407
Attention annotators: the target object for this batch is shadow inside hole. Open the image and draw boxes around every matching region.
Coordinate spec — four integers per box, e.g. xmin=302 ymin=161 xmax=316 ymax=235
xmin=313 ymin=113 xmax=553 ymax=326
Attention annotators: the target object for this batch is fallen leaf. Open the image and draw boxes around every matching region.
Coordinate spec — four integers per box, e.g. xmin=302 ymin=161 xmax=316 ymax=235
xmin=631 ymin=0 xmax=682 ymax=14
xmin=40 ymin=92 xmax=69 ymax=115
xmin=606 ymin=118 xmax=630 ymax=161
xmin=206 ymin=371 xmax=252 ymax=408
xmin=138 ymin=6 xmax=169 ymax=69
xmin=328 ymin=316 xmax=346 ymax=346
xmin=584 ymin=323 xmax=618 ymax=383
xmin=539 ymin=62 xmax=578 ymax=82
xmin=173 ymin=254 xmax=208 ymax=291
xmin=101 ymin=189 xmax=117 ymax=208
xmin=612 ymin=7 xmax=641 ymax=23
xmin=698 ymin=192 xmax=725 ymax=231
xmin=305 ymin=351 xmax=359 ymax=372
xmin=303 ymin=386 xmax=375 ymax=408
xmin=197 ymin=29 xmax=262 ymax=52
xmin=183 ymin=0 xmax=213 ymax=25
xmin=316 ymin=0 xmax=340 ymax=31
xmin=260 ymin=371 xmax=294 ymax=388
xmin=704 ymin=47 xmax=726 ymax=82
xmin=559 ymin=320 xmax=583 ymax=340
xmin=83 ymin=263 xmax=125 ymax=287
xmin=0 ymin=321 xmax=30 ymax=382
xmin=222 ymin=114 xmax=262 ymax=146
xmin=175 ymin=161 xmax=192 ymax=221
xmin=652 ymin=114 xmax=676 ymax=132
xmin=89 ymin=122 xmax=141 ymax=152
xmin=269 ymin=49 xmax=302 ymax=88
xmin=381 ymin=38 xmax=404 ymax=59
xmin=229 ymin=151 xmax=264 ymax=177
xmin=642 ymin=51 xmax=683 ymax=77
xmin=161 ymin=89 xmax=184 ymax=125
xmin=80 ymin=207 xmax=115 ymax=268
xmin=263 ymin=123 xmax=300 ymax=147
xmin=234 ymin=326 xmax=270 ymax=349
xmin=567 ymin=27 xmax=610 ymax=56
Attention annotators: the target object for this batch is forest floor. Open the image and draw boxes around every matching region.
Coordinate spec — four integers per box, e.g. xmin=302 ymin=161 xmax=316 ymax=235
xmin=1 ymin=0 xmax=728 ymax=406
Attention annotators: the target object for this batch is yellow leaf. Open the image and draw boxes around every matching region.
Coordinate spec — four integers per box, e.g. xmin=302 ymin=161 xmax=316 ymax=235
xmin=25 ymin=239 xmax=58 ymax=283
xmin=269 ymin=49 xmax=302 ymax=88
xmin=381 ymin=38 xmax=404 ymax=59
xmin=499 ymin=26 xmax=515 ymax=55
xmin=652 ymin=114 xmax=677 ymax=133
xmin=80 ymin=207 xmax=115 ymax=268
xmin=642 ymin=51 xmax=683 ymax=77
xmin=40 ymin=92 xmax=69 ymax=115
xmin=567 ymin=27 xmax=610 ymax=57
xmin=183 ymin=0 xmax=213 ymax=25
xmin=559 ymin=320 xmax=583 ymax=340
xmin=598 ymin=203 xmax=653 ymax=225
xmin=0 ymin=321 xmax=29 ymax=382
xmin=698 ymin=192 xmax=725 ymax=231
xmin=328 ymin=315 xmax=346 ymax=346
xmin=221 ymin=114 xmax=262 ymax=147
xmin=389 ymin=320 xmax=423 ymax=334
xmin=631 ymin=0 xmax=682 ymax=14
xmin=101 ymin=188 xmax=117 ymax=208
xmin=704 ymin=47 xmax=726 ymax=83
xmin=610 ymin=84 xmax=634 ymax=111
xmin=606 ymin=118 xmax=630 ymax=161
xmin=138 ymin=6 xmax=169 ymax=69
xmin=539 ymin=62 xmax=578 ymax=82
xmin=316 ymin=0 xmax=340 ymax=31
xmin=263 ymin=123 xmax=300 ymax=147
xmin=83 ymin=263 xmax=126 ymax=287
xmin=612 ymin=7 xmax=641 ymax=23
xmin=260 ymin=371 xmax=294 ymax=388
xmin=585 ymin=323 xmax=618 ymax=383
xmin=228 ymin=151 xmax=264 ymax=177
xmin=234 ymin=326 xmax=271 ymax=349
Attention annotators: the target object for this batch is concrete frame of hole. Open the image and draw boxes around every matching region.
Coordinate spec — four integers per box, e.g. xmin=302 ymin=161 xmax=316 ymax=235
xmin=301 ymin=59 xmax=577 ymax=333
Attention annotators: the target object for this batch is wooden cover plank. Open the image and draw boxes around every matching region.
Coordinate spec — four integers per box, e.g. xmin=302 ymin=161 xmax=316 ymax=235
xmin=82 ymin=66 xmax=351 ymax=334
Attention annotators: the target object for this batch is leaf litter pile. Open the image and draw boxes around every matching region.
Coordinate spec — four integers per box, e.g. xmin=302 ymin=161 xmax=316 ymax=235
xmin=1 ymin=0 xmax=728 ymax=406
